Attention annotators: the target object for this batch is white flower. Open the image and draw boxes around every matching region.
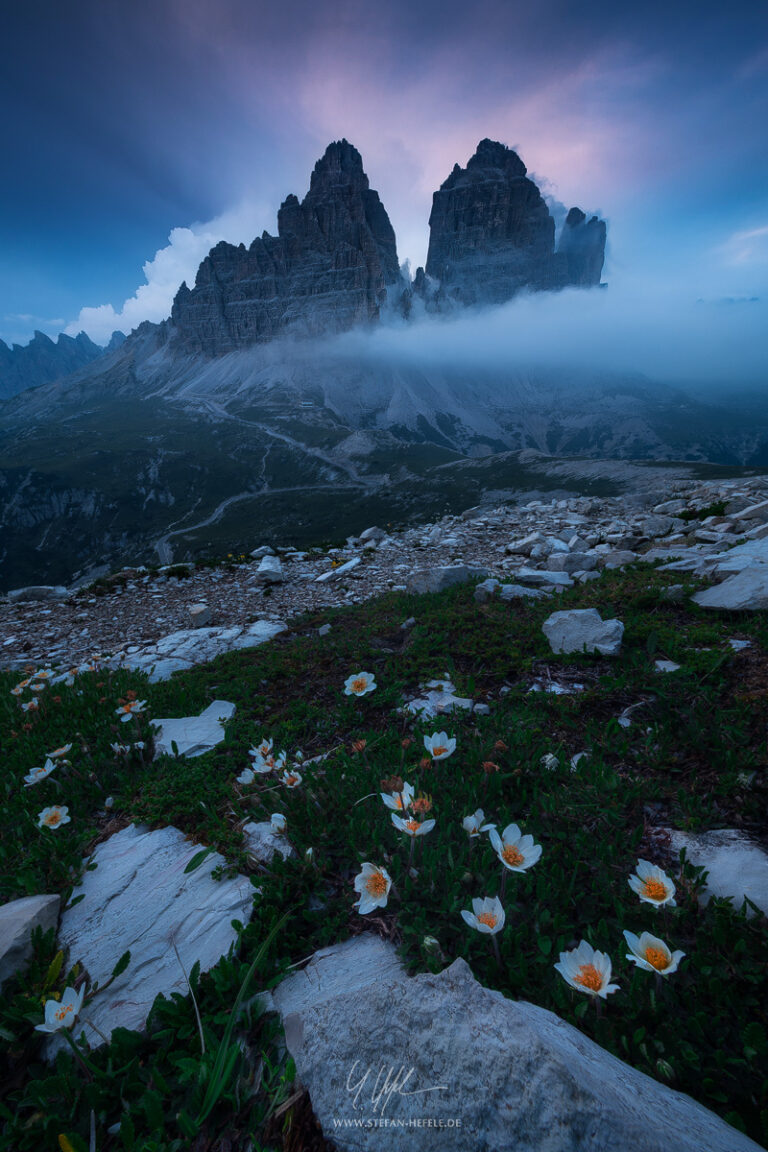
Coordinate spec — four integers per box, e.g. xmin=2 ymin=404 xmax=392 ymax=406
xmin=252 ymin=749 xmax=287 ymax=773
xmin=115 ymin=699 xmax=147 ymax=722
xmin=250 ymin=738 xmax=273 ymax=759
xmin=24 ymin=759 xmax=57 ymax=787
xmin=37 ymin=805 xmax=71 ymax=830
xmin=47 ymin=744 xmax=72 ymax=759
xmin=236 ymin=767 xmax=255 ymax=785
xmin=540 ymin=753 xmax=559 ymax=771
xmin=21 ymin=698 xmax=39 ymax=712
xmin=391 ymin=813 xmax=436 ymax=837
xmin=111 ymin=743 xmax=130 ymax=756
xmin=34 ymin=985 xmax=85 ymax=1033
xmin=104 ymin=796 xmax=114 ymax=809
xmin=423 ymin=731 xmax=456 ymax=760
xmin=380 ymin=781 xmax=415 ymax=812
xmin=353 ymin=863 xmax=392 ymax=914
xmin=462 ymin=809 xmax=495 ymax=838
xmin=461 ymin=896 xmax=505 ymax=935
xmin=489 ymin=823 xmax=542 ymax=872
xmin=344 ymin=671 xmax=377 ymax=696
xmin=304 ymin=846 xmax=315 ymax=863
xmin=32 ymin=668 xmax=55 ymax=681
xmin=281 ymin=769 xmax=303 ymax=789
xmin=623 ymin=930 xmax=685 ymax=976
xmin=270 ymin=813 xmax=287 ymax=834
xmin=628 ymin=859 xmax=677 ymax=907
xmin=555 ymin=940 xmax=619 ymax=999
xmin=11 ymin=685 xmax=24 ymax=696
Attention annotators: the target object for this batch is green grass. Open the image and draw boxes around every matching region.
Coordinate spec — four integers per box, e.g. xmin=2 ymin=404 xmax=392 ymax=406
xmin=1 ymin=564 xmax=767 ymax=1149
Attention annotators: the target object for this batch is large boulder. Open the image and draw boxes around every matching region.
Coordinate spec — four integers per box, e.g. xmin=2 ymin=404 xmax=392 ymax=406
xmin=53 ymin=824 xmax=253 ymax=1048
xmin=6 ymin=585 xmax=69 ymax=604
xmin=255 ymin=554 xmax=284 ymax=584
xmin=542 ymin=608 xmax=624 ymax=655
xmin=0 ymin=894 xmax=60 ymax=991
xmin=276 ymin=952 xmax=760 ymax=1151
xmin=693 ymin=568 xmax=768 ymax=611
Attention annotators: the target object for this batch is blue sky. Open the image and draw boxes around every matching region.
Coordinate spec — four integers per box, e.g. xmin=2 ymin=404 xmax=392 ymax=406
xmin=1 ymin=0 xmax=767 ymax=370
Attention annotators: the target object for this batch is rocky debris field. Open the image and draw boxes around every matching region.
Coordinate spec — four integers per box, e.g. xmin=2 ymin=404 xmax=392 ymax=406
xmin=3 ymin=474 xmax=768 ymax=674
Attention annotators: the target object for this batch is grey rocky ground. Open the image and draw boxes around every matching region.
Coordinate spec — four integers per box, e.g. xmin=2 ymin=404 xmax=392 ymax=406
xmin=2 ymin=474 xmax=768 ymax=673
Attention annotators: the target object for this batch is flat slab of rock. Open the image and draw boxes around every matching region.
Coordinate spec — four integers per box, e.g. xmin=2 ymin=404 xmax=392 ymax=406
xmin=516 ymin=567 xmax=574 ymax=588
xmin=6 ymin=585 xmax=69 ymax=604
xmin=107 ymin=619 xmax=287 ymax=681
xmin=543 ymin=608 xmax=624 ymax=655
xmin=0 ymin=894 xmax=60 ymax=991
xmin=668 ymin=828 xmax=768 ymax=916
xmin=279 ymin=955 xmax=760 ymax=1151
xmin=54 ymin=824 xmax=253 ymax=1048
xmin=693 ymin=567 xmax=768 ymax=611
xmin=316 ymin=557 xmax=361 ymax=583
xmin=153 ymin=700 xmax=236 ymax=758
xmin=243 ymin=821 xmax=294 ymax=864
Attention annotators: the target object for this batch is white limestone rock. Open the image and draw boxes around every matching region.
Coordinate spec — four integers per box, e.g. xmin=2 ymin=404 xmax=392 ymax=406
xmin=542 ymin=608 xmax=624 ymax=655
xmin=693 ymin=568 xmax=768 ymax=611
xmin=277 ymin=954 xmax=761 ymax=1152
xmin=52 ymin=824 xmax=253 ymax=1049
xmin=153 ymin=700 xmax=236 ymax=758
xmin=404 ymin=677 xmax=473 ymax=718
xmin=406 ymin=566 xmax=471 ymax=595
xmin=6 ymin=585 xmax=69 ymax=604
xmin=668 ymin=828 xmax=768 ymax=916
xmin=0 ymin=894 xmax=60 ymax=991
xmin=316 ymin=557 xmax=361 ymax=583
xmin=255 ymin=554 xmax=284 ymax=584
xmin=243 ymin=821 xmax=294 ymax=865
xmin=108 ymin=619 xmax=287 ymax=681
xmin=499 ymin=583 xmax=551 ymax=601
xmin=187 ymin=603 xmax=212 ymax=628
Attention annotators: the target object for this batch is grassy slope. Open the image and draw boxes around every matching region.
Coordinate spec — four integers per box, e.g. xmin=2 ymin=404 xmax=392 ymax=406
xmin=1 ymin=564 xmax=767 ymax=1150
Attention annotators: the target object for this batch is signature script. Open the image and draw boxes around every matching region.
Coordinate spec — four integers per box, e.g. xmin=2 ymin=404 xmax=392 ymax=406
xmin=345 ymin=1060 xmax=448 ymax=1115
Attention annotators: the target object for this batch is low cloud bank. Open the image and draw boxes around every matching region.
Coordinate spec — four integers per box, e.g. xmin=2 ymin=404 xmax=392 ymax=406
xmin=334 ymin=281 xmax=767 ymax=390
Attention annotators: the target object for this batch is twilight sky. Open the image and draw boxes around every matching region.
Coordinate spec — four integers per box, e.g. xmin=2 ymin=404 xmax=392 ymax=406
xmin=1 ymin=0 xmax=767 ymax=365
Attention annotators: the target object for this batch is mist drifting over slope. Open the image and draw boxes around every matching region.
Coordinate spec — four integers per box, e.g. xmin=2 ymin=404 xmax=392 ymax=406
xmin=320 ymin=279 xmax=765 ymax=393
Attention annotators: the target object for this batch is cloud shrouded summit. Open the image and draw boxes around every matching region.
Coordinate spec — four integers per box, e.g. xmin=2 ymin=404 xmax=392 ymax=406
xmin=1 ymin=0 xmax=766 ymax=350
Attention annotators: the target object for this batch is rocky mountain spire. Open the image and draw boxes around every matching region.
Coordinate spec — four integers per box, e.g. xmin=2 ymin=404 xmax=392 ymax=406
xmin=171 ymin=140 xmax=403 ymax=354
xmin=422 ymin=139 xmax=606 ymax=307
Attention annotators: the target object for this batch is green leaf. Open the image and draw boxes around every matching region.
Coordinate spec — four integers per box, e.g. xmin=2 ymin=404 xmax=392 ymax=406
xmin=536 ymin=936 xmax=552 ymax=956
xmin=43 ymin=949 xmax=65 ymax=991
xmin=184 ymin=848 xmax=214 ymax=874
xmin=110 ymin=950 xmax=131 ymax=980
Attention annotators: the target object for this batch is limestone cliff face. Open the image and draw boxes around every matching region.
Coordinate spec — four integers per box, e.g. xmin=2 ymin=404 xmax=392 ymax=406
xmin=171 ymin=140 xmax=403 ymax=354
xmin=422 ymin=139 xmax=606 ymax=307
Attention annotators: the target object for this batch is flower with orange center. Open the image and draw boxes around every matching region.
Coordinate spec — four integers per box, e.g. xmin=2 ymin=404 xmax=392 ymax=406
xmin=555 ymin=941 xmax=619 ymax=1000
xmin=37 ymin=805 xmax=71 ymax=830
xmin=34 ymin=985 xmax=85 ymax=1033
xmin=461 ymin=895 xmax=505 ymax=936
xmin=489 ymin=823 xmax=542 ymax=872
xmin=628 ymin=859 xmax=677 ymax=908
xmin=623 ymin=930 xmax=685 ymax=976
xmin=391 ymin=813 xmax=436 ymax=837
xmin=423 ymin=731 xmax=456 ymax=760
xmin=21 ymin=698 xmax=39 ymax=712
xmin=462 ymin=809 xmax=496 ymax=838
xmin=115 ymin=699 xmax=147 ymax=723
xmin=353 ymin=863 xmax=392 ymax=914
xmin=380 ymin=781 xmax=414 ymax=812
xmin=24 ymin=759 xmax=57 ymax=787
xmin=280 ymin=769 xmax=303 ymax=789
xmin=344 ymin=671 xmax=377 ymax=697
